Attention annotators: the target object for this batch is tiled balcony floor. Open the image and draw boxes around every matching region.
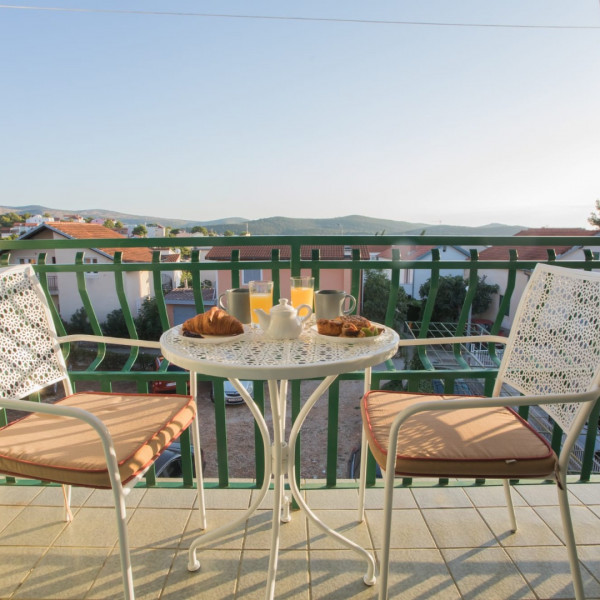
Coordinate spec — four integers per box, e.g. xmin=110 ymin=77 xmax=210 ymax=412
xmin=1 ymin=479 xmax=600 ymax=599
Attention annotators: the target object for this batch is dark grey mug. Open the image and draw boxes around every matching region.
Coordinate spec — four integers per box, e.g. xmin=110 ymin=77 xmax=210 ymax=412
xmin=314 ymin=290 xmax=357 ymax=320
xmin=218 ymin=288 xmax=251 ymax=324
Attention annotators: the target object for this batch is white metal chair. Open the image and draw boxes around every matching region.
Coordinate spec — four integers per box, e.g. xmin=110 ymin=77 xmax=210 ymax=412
xmin=0 ymin=264 xmax=206 ymax=600
xmin=359 ymin=263 xmax=600 ymax=600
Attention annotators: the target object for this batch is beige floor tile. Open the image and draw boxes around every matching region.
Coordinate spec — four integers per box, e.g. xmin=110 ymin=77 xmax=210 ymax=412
xmin=86 ymin=546 xmax=176 ymax=600
xmin=309 ymin=509 xmax=372 ymax=551
xmin=244 ymin=509 xmax=308 ymax=551
xmin=576 ymin=545 xmax=600 ymax=587
xmin=363 ymin=486 xmax=418 ymax=510
xmin=506 ymin=545 xmax=600 ymax=599
xmin=479 ymin=506 xmax=562 ymax=547
xmin=52 ymin=507 xmax=122 ymax=548
xmin=13 ymin=546 xmax=109 ymax=599
xmin=160 ymin=548 xmax=240 ymax=600
xmin=0 ymin=505 xmax=26 ymax=535
xmin=251 ymin=487 xmax=300 ymax=510
xmin=30 ymin=485 xmax=93 ymax=507
xmin=205 ymin=486 xmax=253 ymax=509
xmin=412 ymin=486 xmax=472 ymax=509
xmin=421 ymin=508 xmax=497 ymax=549
xmin=0 ymin=545 xmax=49 ymax=598
xmin=534 ymin=504 xmax=600 ymax=545
xmin=0 ymin=484 xmax=42 ymax=506
xmin=305 ymin=487 xmax=359 ymax=510
xmin=366 ymin=508 xmax=436 ymax=549
xmin=567 ymin=482 xmax=600 ymax=506
xmin=463 ymin=484 xmax=527 ymax=508
xmin=442 ymin=547 xmax=535 ymax=599
xmin=85 ymin=486 xmax=147 ymax=508
xmin=378 ymin=548 xmax=461 ymax=600
xmin=237 ymin=549 xmax=309 ymax=599
xmin=309 ymin=549 xmax=378 ymax=599
xmin=0 ymin=506 xmax=68 ymax=546
xmin=127 ymin=507 xmax=191 ymax=549
xmin=181 ymin=508 xmax=246 ymax=550
xmin=514 ymin=483 xmax=581 ymax=507
xmin=138 ymin=487 xmax=199 ymax=509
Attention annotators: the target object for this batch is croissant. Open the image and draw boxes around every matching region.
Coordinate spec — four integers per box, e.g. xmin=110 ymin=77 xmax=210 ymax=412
xmin=182 ymin=306 xmax=244 ymax=336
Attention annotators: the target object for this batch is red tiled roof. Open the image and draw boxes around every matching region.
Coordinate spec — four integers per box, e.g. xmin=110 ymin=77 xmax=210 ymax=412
xmin=479 ymin=228 xmax=599 ymax=260
xmin=205 ymin=245 xmax=371 ymax=261
xmin=161 ymin=253 xmax=181 ymax=263
xmin=32 ymin=223 xmax=153 ymax=263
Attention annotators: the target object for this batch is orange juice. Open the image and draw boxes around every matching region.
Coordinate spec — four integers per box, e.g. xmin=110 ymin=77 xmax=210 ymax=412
xmin=290 ymin=286 xmax=314 ymax=309
xmin=250 ymin=293 xmax=273 ymax=324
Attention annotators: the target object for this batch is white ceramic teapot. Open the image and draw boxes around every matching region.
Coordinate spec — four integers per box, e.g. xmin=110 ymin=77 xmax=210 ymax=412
xmin=254 ymin=298 xmax=312 ymax=339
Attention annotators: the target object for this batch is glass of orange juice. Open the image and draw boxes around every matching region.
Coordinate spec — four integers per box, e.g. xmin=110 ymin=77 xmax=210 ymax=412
xmin=248 ymin=280 xmax=274 ymax=326
xmin=290 ymin=276 xmax=314 ymax=310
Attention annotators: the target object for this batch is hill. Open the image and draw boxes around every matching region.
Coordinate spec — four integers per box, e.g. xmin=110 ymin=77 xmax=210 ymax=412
xmin=0 ymin=205 xmax=523 ymax=236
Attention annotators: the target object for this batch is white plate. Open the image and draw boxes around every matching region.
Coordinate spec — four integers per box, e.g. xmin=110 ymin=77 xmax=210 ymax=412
xmin=310 ymin=322 xmax=386 ymax=343
xmin=175 ymin=324 xmax=251 ymax=344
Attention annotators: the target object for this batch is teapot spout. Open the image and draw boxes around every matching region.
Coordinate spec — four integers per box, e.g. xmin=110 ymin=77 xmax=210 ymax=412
xmin=254 ymin=308 xmax=270 ymax=331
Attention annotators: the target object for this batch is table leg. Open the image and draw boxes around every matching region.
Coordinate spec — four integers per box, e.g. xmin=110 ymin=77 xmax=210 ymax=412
xmin=187 ymin=378 xmax=272 ymax=572
xmin=287 ymin=374 xmax=377 ymax=586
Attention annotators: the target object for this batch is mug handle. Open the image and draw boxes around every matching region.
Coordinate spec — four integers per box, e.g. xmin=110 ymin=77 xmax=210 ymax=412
xmin=218 ymin=293 xmax=227 ymax=310
xmin=296 ymin=304 xmax=313 ymax=323
xmin=342 ymin=294 xmax=357 ymax=315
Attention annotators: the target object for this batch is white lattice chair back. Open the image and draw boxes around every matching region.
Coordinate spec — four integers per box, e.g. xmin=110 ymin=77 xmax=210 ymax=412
xmin=496 ymin=264 xmax=600 ymax=434
xmin=0 ymin=265 xmax=69 ymax=400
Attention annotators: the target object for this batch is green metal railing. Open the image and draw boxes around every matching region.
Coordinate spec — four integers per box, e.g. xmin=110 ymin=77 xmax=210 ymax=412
xmin=1 ymin=233 xmax=599 ymax=490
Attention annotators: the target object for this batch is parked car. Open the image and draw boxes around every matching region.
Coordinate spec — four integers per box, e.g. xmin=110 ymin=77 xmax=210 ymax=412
xmin=152 ymin=357 xmax=252 ymax=405
xmin=154 ymin=441 xmax=206 ymax=478
xmin=151 ymin=357 xmax=189 ymax=394
xmin=210 ymin=379 xmax=254 ymax=406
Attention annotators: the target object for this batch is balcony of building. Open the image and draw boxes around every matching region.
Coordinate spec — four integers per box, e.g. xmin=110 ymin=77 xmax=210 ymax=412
xmin=0 ymin=233 xmax=599 ymax=599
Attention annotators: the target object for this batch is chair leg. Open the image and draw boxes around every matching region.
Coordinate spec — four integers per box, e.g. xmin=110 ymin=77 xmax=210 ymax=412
xmin=503 ymin=480 xmax=517 ymax=532
xmin=557 ymin=482 xmax=586 ymax=600
xmin=61 ymin=484 xmax=73 ymax=522
xmin=189 ymin=371 xmax=206 ymax=529
xmin=357 ymin=428 xmax=368 ymax=522
xmin=190 ymin=414 xmax=207 ymax=529
xmin=112 ymin=481 xmax=135 ymax=600
xmin=357 ymin=367 xmax=372 ymax=522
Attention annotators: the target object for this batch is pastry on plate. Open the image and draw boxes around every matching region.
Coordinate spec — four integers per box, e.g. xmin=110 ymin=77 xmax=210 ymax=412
xmin=182 ymin=306 xmax=244 ymax=337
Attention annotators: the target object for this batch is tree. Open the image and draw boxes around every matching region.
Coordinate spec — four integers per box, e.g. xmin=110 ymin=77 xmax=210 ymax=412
xmin=362 ymin=270 xmax=408 ymax=331
xmin=114 ymin=220 xmax=124 ymax=229
xmin=102 ymin=308 xmax=129 ymax=338
xmin=132 ymin=224 xmax=147 ymax=237
xmin=134 ymin=297 xmax=163 ymax=340
xmin=103 ymin=219 xmax=115 ymax=229
xmin=589 ymin=199 xmax=600 ymax=228
xmin=169 ymin=228 xmax=181 ymax=236
xmin=191 ymin=225 xmax=208 ymax=235
xmin=224 ymin=230 xmax=235 ymax=237
xmin=418 ymin=275 xmax=499 ymax=322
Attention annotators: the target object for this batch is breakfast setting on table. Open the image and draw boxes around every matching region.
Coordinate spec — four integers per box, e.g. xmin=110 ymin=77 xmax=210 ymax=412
xmin=178 ymin=275 xmax=385 ymax=342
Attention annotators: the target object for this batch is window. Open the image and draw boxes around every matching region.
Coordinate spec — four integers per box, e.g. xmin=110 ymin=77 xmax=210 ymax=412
xmin=19 ymin=258 xmax=36 ymax=264
xmin=242 ymin=269 xmax=262 ymax=285
xmin=84 ymin=257 xmax=98 ymax=277
xmin=401 ymin=269 xmax=413 ymax=285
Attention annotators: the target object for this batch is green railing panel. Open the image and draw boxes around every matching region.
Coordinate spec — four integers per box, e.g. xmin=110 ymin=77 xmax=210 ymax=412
xmin=1 ymin=233 xmax=599 ymax=489
xmin=113 ymin=252 xmax=139 ymax=371
xmin=75 ymin=252 xmax=106 ymax=372
xmin=326 ymin=379 xmax=340 ymax=487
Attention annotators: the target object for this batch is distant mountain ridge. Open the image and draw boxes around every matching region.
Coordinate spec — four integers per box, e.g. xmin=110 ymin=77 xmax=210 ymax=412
xmin=0 ymin=205 xmax=524 ymax=236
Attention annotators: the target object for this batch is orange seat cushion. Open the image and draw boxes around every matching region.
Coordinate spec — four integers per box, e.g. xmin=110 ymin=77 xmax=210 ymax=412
xmin=362 ymin=391 xmax=557 ymax=480
xmin=0 ymin=392 xmax=196 ymax=488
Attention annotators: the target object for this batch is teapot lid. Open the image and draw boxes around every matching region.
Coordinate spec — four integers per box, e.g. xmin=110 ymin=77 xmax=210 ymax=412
xmin=271 ymin=298 xmax=295 ymax=314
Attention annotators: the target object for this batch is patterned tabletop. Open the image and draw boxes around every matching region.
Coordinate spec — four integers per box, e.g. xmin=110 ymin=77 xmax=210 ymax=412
xmin=160 ymin=324 xmax=399 ymax=381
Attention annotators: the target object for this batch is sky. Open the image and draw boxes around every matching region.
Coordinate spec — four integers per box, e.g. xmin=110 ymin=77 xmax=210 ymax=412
xmin=1 ymin=1 xmax=599 ymax=228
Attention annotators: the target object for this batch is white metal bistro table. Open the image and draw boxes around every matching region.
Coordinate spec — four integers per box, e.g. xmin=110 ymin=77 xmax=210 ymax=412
xmin=160 ymin=323 xmax=399 ymax=599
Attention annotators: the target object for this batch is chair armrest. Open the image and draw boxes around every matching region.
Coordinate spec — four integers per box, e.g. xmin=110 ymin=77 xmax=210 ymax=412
xmin=396 ymin=335 xmax=507 ymax=348
xmin=58 ymin=334 xmax=161 ymax=350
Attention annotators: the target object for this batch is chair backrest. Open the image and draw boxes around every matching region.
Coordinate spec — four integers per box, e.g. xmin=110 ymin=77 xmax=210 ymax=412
xmin=496 ymin=263 xmax=600 ymax=435
xmin=0 ymin=265 xmax=69 ymax=401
